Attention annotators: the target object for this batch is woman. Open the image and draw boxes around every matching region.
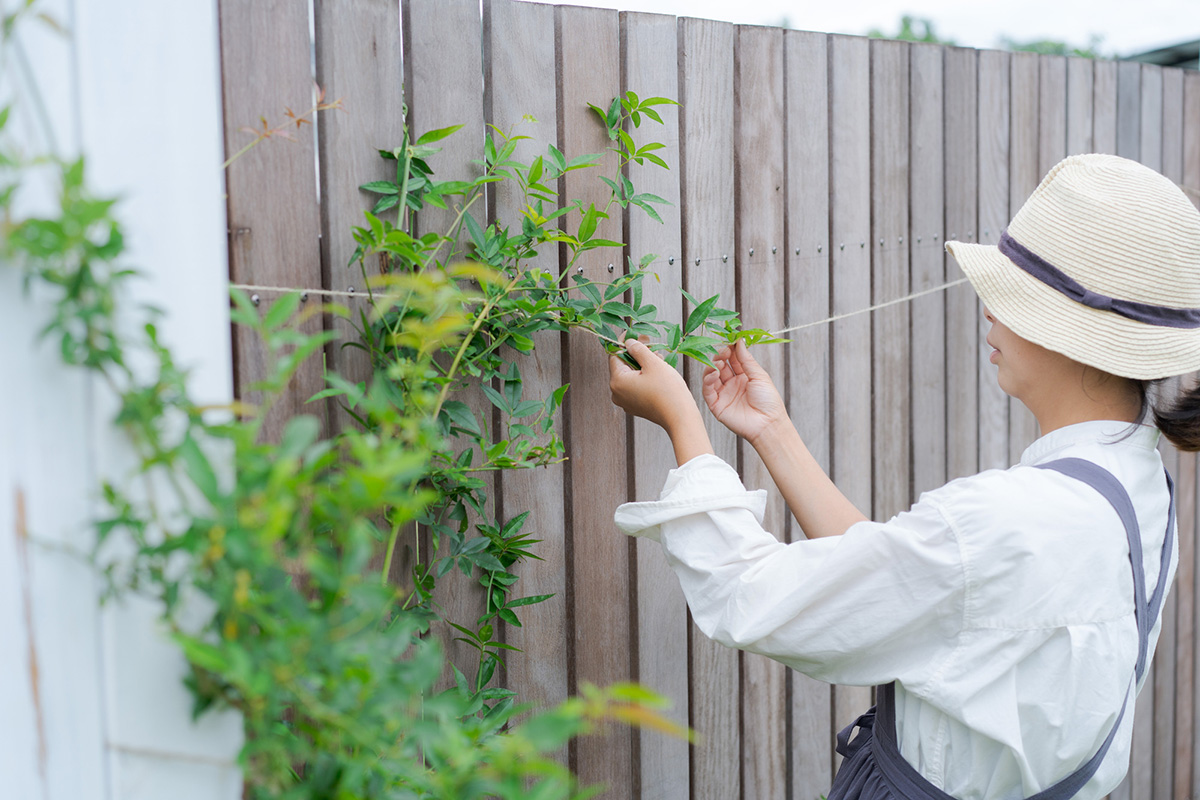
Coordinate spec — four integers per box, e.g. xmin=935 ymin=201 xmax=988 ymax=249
xmin=609 ymin=153 xmax=1200 ymax=799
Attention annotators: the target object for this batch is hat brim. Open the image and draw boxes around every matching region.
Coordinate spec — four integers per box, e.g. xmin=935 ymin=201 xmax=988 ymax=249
xmin=946 ymin=240 xmax=1200 ymax=380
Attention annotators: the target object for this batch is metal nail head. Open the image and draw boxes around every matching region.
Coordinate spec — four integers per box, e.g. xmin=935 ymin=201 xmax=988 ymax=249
xmin=722 ymin=254 xmax=728 ymax=263
xmin=817 ymin=245 xmax=823 ymax=253
xmin=251 ymin=294 xmax=261 ymax=306
xmin=607 ymin=263 xmax=614 ymax=273
xmin=840 ymin=243 xmax=845 ymax=250
xmin=879 ymin=238 xmax=884 ymax=247
xmin=695 ymin=258 xmax=701 ymax=266
xmin=577 ymin=265 xmax=584 ymax=274
xmin=300 ymin=292 xmax=309 ymax=303
xmin=898 ymin=236 xmax=904 ymax=244
xmin=749 ymin=247 xmax=755 ymax=256
xmin=771 ymin=246 xmax=777 ymax=254
xmin=860 ymin=242 xmax=865 ymax=248
xmin=348 ymin=286 xmax=356 ymax=294
xmin=668 ymin=256 xmax=675 ymax=265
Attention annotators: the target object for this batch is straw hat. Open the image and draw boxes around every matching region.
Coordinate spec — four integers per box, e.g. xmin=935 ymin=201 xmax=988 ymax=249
xmin=946 ymin=153 xmax=1200 ymax=380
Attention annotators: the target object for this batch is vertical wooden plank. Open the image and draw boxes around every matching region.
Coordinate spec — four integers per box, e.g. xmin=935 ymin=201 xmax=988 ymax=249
xmin=734 ymin=24 xmax=787 ymax=800
xmin=1185 ymin=72 xmax=1200 ymax=800
xmin=1117 ymin=61 xmax=1143 ymax=161
xmin=558 ymin=6 xmax=631 ymax=794
xmin=1177 ymin=443 xmax=1197 ymax=800
xmin=313 ymin=0 xmax=404 ymax=428
xmin=219 ymin=0 xmax=326 ymax=440
xmin=870 ymin=39 xmax=910 ymax=524
xmin=1128 ymin=63 xmax=1163 ymax=800
xmin=403 ymin=0 xmax=490 ymax=688
xmin=909 ymin=43 xmax=946 ymax=496
xmin=1138 ymin=63 xmax=1173 ymax=800
xmin=1162 ymin=67 xmax=1186 ymax=800
xmin=784 ymin=29 xmax=834 ymax=797
xmin=828 ymin=32 xmax=873 ymax=743
xmin=622 ymin=11 xmax=689 ymax=800
xmin=1038 ymin=56 xmax=1067 ymax=176
xmin=1007 ymin=52 xmax=1040 ymax=464
xmin=1066 ymin=57 xmax=1094 ymax=156
xmin=977 ymin=50 xmax=1010 ymax=472
xmin=1094 ymin=59 xmax=1118 ymax=156
xmin=678 ymin=17 xmax=739 ymax=800
xmin=483 ymin=0 xmax=568 ymax=722
xmin=944 ymin=46 xmax=978 ymax=479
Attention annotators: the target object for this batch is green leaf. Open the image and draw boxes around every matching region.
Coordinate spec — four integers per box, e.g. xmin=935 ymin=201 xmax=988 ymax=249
xmin=528 ymin=155 xmax=543 ymax=185
xmin=481 ymin=383 xmax=509 ymax=414
xmin=178 ymin=434 xmax=220 ymax=504
xmin=685 ymin=294 xmax=719 ymax=334
xmin=416 ymin=124 xmax=464 ymax=145
xmin=359 ymin=180 xmax=399 ymax=194
xmin=262 ymin=291 xmax=302 ymax=332
xmin=462 ymin=212 xmax=486 ymax=252
xmin=506 ymin=593 xmax=554 ymax=608
xmin=442 ymin=400 xmax=481 ymax=435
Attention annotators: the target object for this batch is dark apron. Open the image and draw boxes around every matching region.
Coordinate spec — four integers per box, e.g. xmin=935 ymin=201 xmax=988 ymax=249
xmin=828 ymin=458 xmax=1176 ymax=800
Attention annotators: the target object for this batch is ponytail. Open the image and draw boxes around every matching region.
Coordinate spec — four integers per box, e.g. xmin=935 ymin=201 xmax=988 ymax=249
xmin=1144 ymin=378 xmax=1200 ymax=452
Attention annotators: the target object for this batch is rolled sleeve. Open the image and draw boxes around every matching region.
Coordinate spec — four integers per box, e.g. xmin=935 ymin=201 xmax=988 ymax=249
xmin=615 ymin=454 xmax=966 ymax=689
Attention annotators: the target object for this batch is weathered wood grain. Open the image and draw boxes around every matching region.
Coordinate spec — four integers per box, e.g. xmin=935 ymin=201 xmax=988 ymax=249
xmin=558 ymin=6 xmax=631 ymax=794
xmin=869 ymin=38 xmax=910 ymax=527
xmin=678 ymin=17 xmax=741 ymax=799
xmin=1066 ymin=57 xmax=1094 ymax=156
xmin=220 ymin=0 xmax=326 ymax=441
xmin=482 ymin=0 xmax=568 ymax=724
xmin=828 ymin=32 xmax=874 ymax=744
xmin=734 ymin=23 xmax=788 ymax=800
xmin=403 ymin=0 xmax=491 ymax=691
xmin=313 ymin=0 xmax=404 ymax=430
xmin=622 ymin=11 xmax=689 ymax=799
xmin=944 ymin=46 xmax=978 ymax=479
xmin=1093 ymin=59 xmax=1118 ymax=156
xmin=977 ymin=49 xmax=1010 ymax=472
xmin=1116 ymin=61 xmax=1143 ymax=161
xmin=784 ymin=28 xmax=835 ymax=797
xmin=1007 ymin=52 xmax=1040 ymax=464
xmin=909 ymin=42 xmax=947 ymax=496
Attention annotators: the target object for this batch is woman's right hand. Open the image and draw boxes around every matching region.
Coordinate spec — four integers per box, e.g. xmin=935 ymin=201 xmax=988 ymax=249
xmin=702 ymin=340 xmax=788 ymax=444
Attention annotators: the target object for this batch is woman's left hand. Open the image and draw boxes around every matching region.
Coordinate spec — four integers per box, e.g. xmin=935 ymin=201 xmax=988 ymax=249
xmin=608 ymin=338 xmax=697 ymax=432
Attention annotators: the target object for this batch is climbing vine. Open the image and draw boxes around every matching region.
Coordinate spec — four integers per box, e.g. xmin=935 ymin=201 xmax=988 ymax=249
xmin=2 ymin=5 xmax=778 ymax=790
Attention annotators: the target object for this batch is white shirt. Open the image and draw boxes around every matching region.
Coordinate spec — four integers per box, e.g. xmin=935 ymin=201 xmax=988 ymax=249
xmin=614 ymin=420 xmax=1177 ymax=800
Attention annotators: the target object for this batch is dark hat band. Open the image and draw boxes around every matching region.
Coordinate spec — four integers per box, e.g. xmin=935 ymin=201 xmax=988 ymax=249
xmin=999 ymin=230 xmax=1200 ymax=329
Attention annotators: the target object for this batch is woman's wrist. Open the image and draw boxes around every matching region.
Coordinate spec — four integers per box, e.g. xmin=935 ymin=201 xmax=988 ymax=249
xmin=665 ymin=404 xmax=714 ymax=465
xmin=746 ymin=413 xmax=794 ymax=451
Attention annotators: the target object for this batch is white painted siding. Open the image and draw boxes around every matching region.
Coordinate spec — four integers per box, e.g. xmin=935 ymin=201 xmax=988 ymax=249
xmin=0 ymin=1 xmax=242 ymax=797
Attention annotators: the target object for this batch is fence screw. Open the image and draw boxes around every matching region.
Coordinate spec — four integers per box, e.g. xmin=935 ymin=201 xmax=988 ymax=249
xmin=917 ymin=236 xmax=922 ymax=243
xmin=840 ymin=243 xmax=845 ymax=250
xmin=668 ymin=256 xmax=675 ymax=265
xmin=607 ymin=263 xmax=615 ymax=273
xmin=967 ymin=231 xmax=974 ymax=239
xmin=860 ymin=242 xmax=865 ymax=248
xmin=899 ymin=236 xmax=903 ymax=244
xmin=879 ymin=238 xmax=884 ymax=246
xmin=251 ymin=294 xmax=260 ymax=306
xmin=749 ymin=247 xmax=755 ymax=256
xmin=984 ymin=229 xmax=990 ymax=237
xmin=817 ymin=245 xmax=823 ymax=253
xmin=577 ymin=266 xmax=584 ymax=274
xmin=348 ymin=286 xmax=355 ymax=293
xmin=772 ymin=246 xmax=777 ymax=254
xmin=300 ymin=292 xmax=309 ymax=303
xmin=933 ymin=234 xmax=940 ymax=241
xmin=722 ymin=254 xmax=728 ymax=263
xmin=695 ymin=258 xmax=701 ymax=266
xmin=949 ymin=233 xmax=956 ymax=240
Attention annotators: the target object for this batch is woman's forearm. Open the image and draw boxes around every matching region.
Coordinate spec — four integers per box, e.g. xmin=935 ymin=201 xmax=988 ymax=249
xmin=665 ymin=405 xmax=716 ymax=466
xmin=748 ymin=418 xmax=868 ymax=539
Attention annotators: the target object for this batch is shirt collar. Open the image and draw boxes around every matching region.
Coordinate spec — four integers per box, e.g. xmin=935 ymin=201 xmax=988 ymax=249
xmin=1018 ymin=419 xmax=1161 ymax=466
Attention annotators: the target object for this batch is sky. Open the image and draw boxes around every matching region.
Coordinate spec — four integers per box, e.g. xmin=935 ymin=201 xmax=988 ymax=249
xmin=521 ymin=0 xmax=1199 ymax=58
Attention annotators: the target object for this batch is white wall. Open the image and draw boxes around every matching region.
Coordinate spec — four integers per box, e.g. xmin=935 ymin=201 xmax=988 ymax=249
xmin=0 ymin=1 xmax=242 ymax=797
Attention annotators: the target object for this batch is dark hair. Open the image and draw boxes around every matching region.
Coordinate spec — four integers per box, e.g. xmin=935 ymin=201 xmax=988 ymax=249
xmin=1136 ymin=378 xmax=1200 ymax=452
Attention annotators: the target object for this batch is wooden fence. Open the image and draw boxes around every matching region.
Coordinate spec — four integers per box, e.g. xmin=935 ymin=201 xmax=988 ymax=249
xmin=217 ymin=1 xmax=1200 ymax=797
